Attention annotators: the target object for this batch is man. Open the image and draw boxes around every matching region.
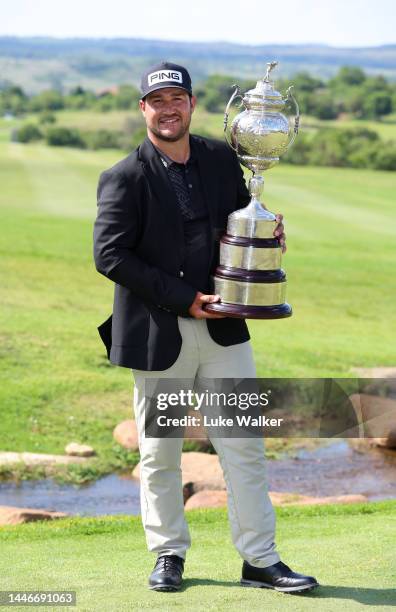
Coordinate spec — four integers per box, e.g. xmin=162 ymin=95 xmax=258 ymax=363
xmin=93 ymin=61 xmax=319 ymax=594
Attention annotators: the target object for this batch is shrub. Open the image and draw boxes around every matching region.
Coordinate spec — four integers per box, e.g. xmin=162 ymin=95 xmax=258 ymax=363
xmin=283 ymin=132 xmax=312 ymax=165
xmin=372 ymin=142 xmax=396 ymax=171
xmin=84 ymin=129 xmax=121 ymax=150
xmin=46 ymin=126 xmax=85 ymax=148
xmin=348 ymin=143 xmax=380 ymax=168
xmin=15 ymin=123 xmax=43 ymax=143
xmin=307 ymin=127 xmax=379 ymax=167
xmin=128 ymin=126 xmax=148 ymax=150
xmin=308 ymin=129 xmax=348 ymax=166
xmin=283 ymin=126 xmax=395 ymax=170
xmin=117 ymin=117 xmax=147 ymax=150
xmin=39 ymin=111 xmax=56 ymax=125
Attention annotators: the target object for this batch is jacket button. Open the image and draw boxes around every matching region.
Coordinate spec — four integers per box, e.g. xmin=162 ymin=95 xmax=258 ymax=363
xmin=179 ymin=270 xmax=184 ymax=277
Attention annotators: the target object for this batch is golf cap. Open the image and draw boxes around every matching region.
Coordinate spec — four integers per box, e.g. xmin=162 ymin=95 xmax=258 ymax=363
xmin=140 ymin=61 xmax=192 ymax=99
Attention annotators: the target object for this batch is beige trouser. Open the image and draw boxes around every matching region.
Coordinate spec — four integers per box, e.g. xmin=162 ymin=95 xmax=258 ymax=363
xmin=132 ymin=316 xmax=280 ymax=568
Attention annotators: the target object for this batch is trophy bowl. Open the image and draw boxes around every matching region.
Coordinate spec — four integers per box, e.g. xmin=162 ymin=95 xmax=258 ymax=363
xmin=205 ymin=61 xmax=299 ymax=319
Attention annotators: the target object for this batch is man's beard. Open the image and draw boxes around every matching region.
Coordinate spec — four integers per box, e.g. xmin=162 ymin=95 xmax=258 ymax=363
xmin=149 ymin=119 xmax=191 ymax=143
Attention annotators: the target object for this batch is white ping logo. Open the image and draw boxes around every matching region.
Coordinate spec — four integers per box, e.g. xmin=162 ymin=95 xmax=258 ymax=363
xmin=148 ymin=70 xmax=183 ymax=86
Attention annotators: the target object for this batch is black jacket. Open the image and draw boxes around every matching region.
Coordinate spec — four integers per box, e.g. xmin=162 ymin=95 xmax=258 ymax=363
xmin=93 ymin=134 xmax=250 ymax=370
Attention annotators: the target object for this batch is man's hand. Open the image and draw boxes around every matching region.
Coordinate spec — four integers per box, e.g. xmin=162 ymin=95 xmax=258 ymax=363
xmin=188 ymin=292 xmax=226 ymax=319
xmin=274 ymin=213 xmax=287 ymax=254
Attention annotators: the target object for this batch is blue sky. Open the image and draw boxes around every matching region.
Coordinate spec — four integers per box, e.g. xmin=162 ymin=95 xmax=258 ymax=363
xmin=1 ymin=0 xmax=395 ymax=47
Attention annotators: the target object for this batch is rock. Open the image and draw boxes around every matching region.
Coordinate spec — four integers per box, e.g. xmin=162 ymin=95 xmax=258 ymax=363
xmin=349 ymin=394 xmax=396 ymax=448
xmin=113 ymin=419 xmax=139 ymax=451
xmin=182 ymin=477 xmax=226 ymax=503
xmin=184 ymin=490 xmax=368 ymax=510
xmin=184 ymin=411 xmax=212 ymax=451
xmin=271 ymin=493 xmax=368 ymax=506
xmin=0 ymin=505 xmax=68 ymax=525
xmin=182 ymin=438 xmax=213 ymax=452
xmin=114 ymin=416 xmax=211 ymax=452
xmin=351 ymin=367 xmax=396 ymax=379
xmin=185 ymin=490 xmax=227 ymax=510
xmin=0 ymin=452 xmax=88 ymax=467
xmin=133 ymin=450 xmax=223 ymax=481
xmin=65 ymin=443 xmax=95 ymax=457
xmin=132 ymin=451 xmax=225 ymax=502
xmin=179 ymin=451 xmax=224 ymax=483
xmin=350 ymin=367 xmax=396 ymax=400
xmin=371 ymin=435 xmax=396 ymax=449
xmin=269 ymin=492 xmax=307 ymax=505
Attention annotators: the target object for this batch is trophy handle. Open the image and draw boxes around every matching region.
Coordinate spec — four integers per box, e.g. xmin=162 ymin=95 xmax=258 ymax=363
xmin=224 ymin=84 xmax=243 ymax=152
xmin=284 ymin=85 xmax=300 ymax=149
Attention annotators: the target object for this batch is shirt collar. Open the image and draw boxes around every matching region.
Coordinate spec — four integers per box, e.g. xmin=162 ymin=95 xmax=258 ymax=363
xmin=152 ymin=142 xmax=196 ymax=169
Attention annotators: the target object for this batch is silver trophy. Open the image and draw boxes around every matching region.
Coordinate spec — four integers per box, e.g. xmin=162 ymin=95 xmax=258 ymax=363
xmin=205 ymin=61 xmax=299 ymax=319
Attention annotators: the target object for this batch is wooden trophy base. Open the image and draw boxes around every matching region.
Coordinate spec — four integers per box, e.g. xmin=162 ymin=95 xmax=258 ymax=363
xmin=204 ymin=302 xmax=292 ymax=319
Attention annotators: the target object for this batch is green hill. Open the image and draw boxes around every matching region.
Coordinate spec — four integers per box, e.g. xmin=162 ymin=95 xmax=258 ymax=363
xmin=1 ymin=36 xmax=396 ymax=93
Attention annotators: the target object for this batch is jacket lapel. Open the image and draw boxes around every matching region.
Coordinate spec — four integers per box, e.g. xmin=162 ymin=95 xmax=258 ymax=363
xmin=138 ymin=135 xmax=220 ymax=265
xmin=138 ymin=137 xmax=185 ymax=258
xmin=193 ymin=136 xmax=219 ymax=263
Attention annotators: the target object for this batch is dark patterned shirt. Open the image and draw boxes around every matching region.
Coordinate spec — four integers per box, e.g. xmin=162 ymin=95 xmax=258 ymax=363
xmin=154 ymin=143 xmax=212 ymax=294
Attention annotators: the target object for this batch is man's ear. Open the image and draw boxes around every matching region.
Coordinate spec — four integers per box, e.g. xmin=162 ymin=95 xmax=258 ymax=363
xmin=139 ymin=99 xmax=145 ymax=112
xmin=190 ymin=95 xmax=197 ymax=113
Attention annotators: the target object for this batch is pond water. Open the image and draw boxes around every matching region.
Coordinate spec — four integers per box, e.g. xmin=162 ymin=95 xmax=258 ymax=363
xmin=0 ymin=440 xmax=395 ymax=517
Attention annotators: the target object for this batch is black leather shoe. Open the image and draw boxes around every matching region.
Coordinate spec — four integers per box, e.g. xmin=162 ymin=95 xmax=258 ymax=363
xmin=240 ymin=560 xmax=319 ymax=593
xmin=148 ymin=555 xmax=184 ymax=591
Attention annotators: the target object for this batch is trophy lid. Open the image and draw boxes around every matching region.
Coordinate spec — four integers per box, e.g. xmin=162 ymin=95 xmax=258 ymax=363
xmin=243 ymin=61 xmax=285 ymax=111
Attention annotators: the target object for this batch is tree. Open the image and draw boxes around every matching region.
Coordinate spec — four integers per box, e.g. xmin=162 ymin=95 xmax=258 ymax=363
xmin=197 ymin=75 xmax=255 ymax=113
xmin=332 ymin=66 xmax=366 ymax=87
xmin=311 ymin=94 xmax=338 ymax=120
xmin=0 ymin=84 xmax=28 ymax=115
xmin=94 ymin=93 xmax=116 ymax=112
xmin=362 ymin=75 xmax=389 ymax=94
xmin=362 ymin=92 xmax=392 ymax=118
xmin=64 ymin=86 xmax=96 ymax=110
xmin=292 ymin=72 xmax=324 ymax=92
xmin=114 ymin=84 xmax=140 ymax=110
xmin=30 ymin=90 xmax=64 ymax=112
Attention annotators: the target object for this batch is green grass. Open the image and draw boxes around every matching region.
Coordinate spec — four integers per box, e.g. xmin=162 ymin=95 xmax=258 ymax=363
xmin=0 ymin=502 xmax=395 ymax=611
xmin=4 ymin=108 xmax=396 ymax=143
xmin=0 ymin=138 xmax=395 ymax=477
xmin=250 ymin=163 xmax=396 ymax=375
xmin=0 ymin=107 xmax=225 ymax=141
xmin=61 ymin=107 xmax=396 ymax=141
xmin=0 ymin=142 xmax=134 ymax=475
xmin=302 ymin=113 xmax=396 ymax=140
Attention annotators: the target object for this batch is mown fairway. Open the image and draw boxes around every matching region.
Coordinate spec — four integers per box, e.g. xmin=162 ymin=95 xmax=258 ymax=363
xmin=0 ymin=137 xmax=395 ymax=461
xmin=0 ymin=502 xmax=395 ymax=611
xmin=6 ymin=109 xmax=396 ymax=141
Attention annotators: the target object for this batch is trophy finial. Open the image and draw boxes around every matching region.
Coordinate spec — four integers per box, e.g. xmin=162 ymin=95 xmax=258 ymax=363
xmin=264 ymin=61 xmax=278 ymax=82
